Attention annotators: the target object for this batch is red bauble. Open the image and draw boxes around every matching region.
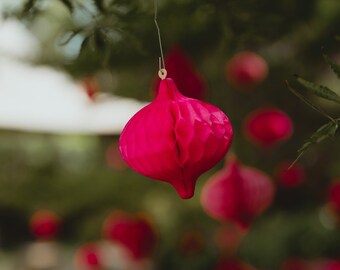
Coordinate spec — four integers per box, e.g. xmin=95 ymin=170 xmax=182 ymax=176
xmin=275 ymin=161 xmax=305 ymax=188
xmin=328 ymin=181 xmax=340 ymax=215
xmin=102 ymin=212 xmax=157 ymax=260
xmin=225 ymin=51 xmax=268 ymax=89
xmin=201 ymin=157 xmax=275 ymax=227
xmin=119 ymin=78 xmax=233 ymax=199
xmin=244 ymin=107 xmax=293 ymax=148
xmin=74 ymin=243 xmax=103 ymax=270
xmin=29 ymin=210 xmax=61 ymax=240
xmin=152 ymin=46 xmax=206 ymax=100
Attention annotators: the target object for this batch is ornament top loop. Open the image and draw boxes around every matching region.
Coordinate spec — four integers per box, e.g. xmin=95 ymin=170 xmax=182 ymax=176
xmin=158 ymin=68 xmax=167 ymax=80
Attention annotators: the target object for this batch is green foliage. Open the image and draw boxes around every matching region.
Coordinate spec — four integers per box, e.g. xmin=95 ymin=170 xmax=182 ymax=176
xmin=286 ymin=80 xmax=335 ymax=121
xmin=294 ymin=75 xmax=340 ymax=105
xmin=322 ymin=50 xmax=340 ymax=79
xmin=287 ymin=49 xmax=340 ymax=165
xmin=294 ymin=120 xmax=339 ymax=165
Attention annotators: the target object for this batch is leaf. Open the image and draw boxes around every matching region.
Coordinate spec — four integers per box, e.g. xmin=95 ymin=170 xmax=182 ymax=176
xmin=290 ymin=120 xmax=339 ymax=167
xmin=336 ymin=36 xmax=340 ymax=42
xmin=60 ymin=0 xmax=73 ymax=13
xmin=294 ymin=75 xmax=340 ymax=105
xmin=298 ymin=121 xmax=338 ymax=154
xmin=286 ymin=81 xmax=335 ymax=121
xmin=322 ymin=50 xmax=340 ymax=79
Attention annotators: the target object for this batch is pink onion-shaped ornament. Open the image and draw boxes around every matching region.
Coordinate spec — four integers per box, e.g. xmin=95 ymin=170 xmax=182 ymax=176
xmin=201 ymin=156 xmax=275 ymax=228
xmin=119 ymin=77 xmax=233 ymax=199
xmin=244 ymin=107 xmax=293 ymax=148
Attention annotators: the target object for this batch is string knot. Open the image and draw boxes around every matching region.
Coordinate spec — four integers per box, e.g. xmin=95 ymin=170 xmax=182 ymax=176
xmin=158 ymin=68 xmax=167 ymax=80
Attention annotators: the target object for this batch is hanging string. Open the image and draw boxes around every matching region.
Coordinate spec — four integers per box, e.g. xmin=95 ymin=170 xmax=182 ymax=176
xmin=154 ymin=0 xmax=167 ymax=79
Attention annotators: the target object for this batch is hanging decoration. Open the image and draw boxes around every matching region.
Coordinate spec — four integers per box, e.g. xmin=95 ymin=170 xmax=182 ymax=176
xmin=102 ymin=211 xmax=157 ymax=260
xmin=275 ymin=161 xmax=305 ymax=188
xmin=152 ymin=46 xmax=207 ymax=100
xmin=225 ymin=51 xmax=268 ymax=90
xmin=243 ymin=106 xmax=293 ymax=148
xmin=119 ymin=78 xmax=233 ymax=198
xmin=200 ymin=156 xmax=275 ymax=228
xmin=118 ymin=0 xmax=233 ymax=199
xmin=73 ymin=243 xmax=103 ymax=270
xmin=29 ymin=210 xmax=61 ymax=240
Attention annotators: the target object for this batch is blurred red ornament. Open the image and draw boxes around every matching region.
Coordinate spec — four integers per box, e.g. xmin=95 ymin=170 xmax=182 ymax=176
xmin=29 ymin=210 xmax=61 ymax=240
xmin=179 ymin=230 xmax=205 ymax=256
xmin=328 ymin=181 xmax=340 ymax=215
xmin=275 ymin=161 xmax=305 ymax=188
xmin=225 ymin=51 xmax=268 ymax=89
xmin=201 ymin=156 xmax=275 ymax=228
xmin=74 ymin=243 xmax=103 ymax=270
xmin=82 ymin=78 xmax=98 ymax=101
xmin=103 ymin=212 xmax=157 ymax=260
xmin=244 ymin=107 xmax=293 ymax=148
xmin=119 ymin=78 xmax=233 ymax=199
xmin=152 ymin=46 xmax=206 ymax=100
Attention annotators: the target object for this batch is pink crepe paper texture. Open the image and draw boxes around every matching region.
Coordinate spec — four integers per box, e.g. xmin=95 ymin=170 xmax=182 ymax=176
xmin=119 ymin=78 xmax=233 ymax=199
